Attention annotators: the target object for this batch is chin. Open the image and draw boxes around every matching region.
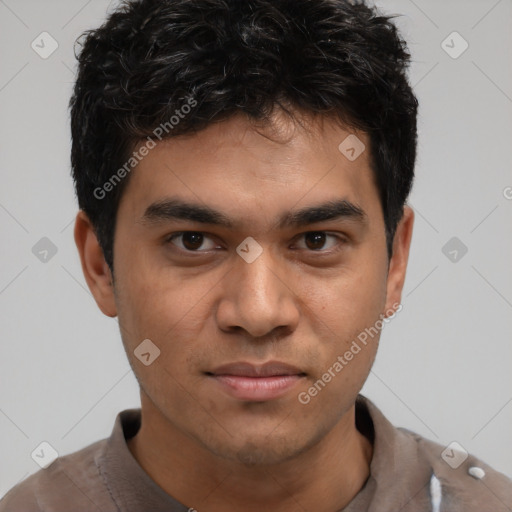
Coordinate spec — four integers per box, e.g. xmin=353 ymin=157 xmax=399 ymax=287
xmin=235 ymin=441 xmax=301 ymax=466
xmin=201 ymin=428 xmax=320 ymax=467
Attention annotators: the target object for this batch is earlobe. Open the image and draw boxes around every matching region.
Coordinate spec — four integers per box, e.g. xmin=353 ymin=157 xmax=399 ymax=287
xmin=74 ymin=210 xmax=117 ymax=318
xmin=383 ymin=205 xmax=414 ymax=315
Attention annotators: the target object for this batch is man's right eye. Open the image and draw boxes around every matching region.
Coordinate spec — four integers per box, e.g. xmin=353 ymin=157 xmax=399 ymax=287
xmin=166 ymin=232 xmax=219 ymax=252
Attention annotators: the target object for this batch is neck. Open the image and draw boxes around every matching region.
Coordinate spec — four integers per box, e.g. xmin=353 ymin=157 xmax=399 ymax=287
xmin=127 ymin=395 xmax=373 ymax=512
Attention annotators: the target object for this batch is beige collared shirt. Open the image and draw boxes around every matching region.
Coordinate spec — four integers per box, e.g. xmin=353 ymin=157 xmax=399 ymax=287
xmin=1 ymin=395 xmax=511 ymax=511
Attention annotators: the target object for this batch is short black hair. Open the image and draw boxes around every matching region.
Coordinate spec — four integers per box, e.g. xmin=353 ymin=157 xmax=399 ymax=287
xmin=70 ymin=0 xmax=418 ymax=272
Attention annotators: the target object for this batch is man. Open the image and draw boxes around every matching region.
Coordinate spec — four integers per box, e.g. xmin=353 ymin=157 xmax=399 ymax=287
xmin=1 ymin=0 xmax=511 ymax=510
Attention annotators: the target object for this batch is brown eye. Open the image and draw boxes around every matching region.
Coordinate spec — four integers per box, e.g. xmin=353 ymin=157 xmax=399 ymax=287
xmin=304 ymin=232 xmax=327 ymax=250
xmin=181 ymin=232 xmax=204 ymax=250
xmin=294 ymin=231 xmax=344 ymax=253
xmin=168 ymin=232 xmax=217 ymax=252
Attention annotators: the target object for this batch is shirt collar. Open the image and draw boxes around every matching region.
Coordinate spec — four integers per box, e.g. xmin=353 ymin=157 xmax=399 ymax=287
xmin=99 ymin=408 xmax=188 ymax=511
xmin=345 ymin=395 xmax=434 ymax=511
xmin=98 ymin=395 xmax=433 ymax=511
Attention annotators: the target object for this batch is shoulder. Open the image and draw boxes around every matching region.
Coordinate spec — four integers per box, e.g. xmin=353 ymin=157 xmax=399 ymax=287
xmin=0 ymin=438 xmax=116 ymax=512
xmin=400 ymin=427 xmax=512 ymax=511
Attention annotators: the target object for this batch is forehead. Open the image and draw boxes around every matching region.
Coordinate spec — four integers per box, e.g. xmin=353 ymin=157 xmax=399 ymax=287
xmin=117 ymin=112 xmax=381 ymax=228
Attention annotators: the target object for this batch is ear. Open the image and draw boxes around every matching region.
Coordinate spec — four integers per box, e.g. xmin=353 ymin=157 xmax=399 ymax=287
xmin=74 ymin=210 xmax=117 ymax=317
xmin=383 ymin=205 xmax=414 ymax=316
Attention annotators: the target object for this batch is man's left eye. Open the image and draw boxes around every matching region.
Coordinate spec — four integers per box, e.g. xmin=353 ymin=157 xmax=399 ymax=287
xmin=295 ymin=232 xmax=343 ymax=251
xmin=167 ymin=232 xmax=218 ymax=251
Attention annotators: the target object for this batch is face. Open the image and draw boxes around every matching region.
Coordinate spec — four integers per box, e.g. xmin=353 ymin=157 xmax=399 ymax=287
xmin=77 ymin=111 xmax=412 ymax=466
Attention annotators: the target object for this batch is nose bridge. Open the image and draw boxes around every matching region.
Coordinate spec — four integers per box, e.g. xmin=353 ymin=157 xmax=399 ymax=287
xmin=218 ymin=245 xmax=299 ymax=337
xmin=246 ymin=250 xmax=283 ymax=296
xmin=237 ymin=246 xmax=285 ymax=308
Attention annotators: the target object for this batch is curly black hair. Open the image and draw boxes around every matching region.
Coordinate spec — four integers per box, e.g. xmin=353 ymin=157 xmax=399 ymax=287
xmin=70 ymin=0 xmax=418 ymax=272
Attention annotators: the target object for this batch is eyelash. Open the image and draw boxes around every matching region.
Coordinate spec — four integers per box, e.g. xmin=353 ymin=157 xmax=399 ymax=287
xmin=165 ymin=231 xmax=347 ymax=255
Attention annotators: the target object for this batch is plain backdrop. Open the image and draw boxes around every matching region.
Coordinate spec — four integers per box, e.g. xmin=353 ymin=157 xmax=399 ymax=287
xmin=1 ymin=0 xmax=511 ymax=498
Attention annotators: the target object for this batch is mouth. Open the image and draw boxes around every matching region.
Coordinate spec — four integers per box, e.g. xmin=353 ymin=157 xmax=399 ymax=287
xmin=205 ymin=361 xmax=306 ymax=402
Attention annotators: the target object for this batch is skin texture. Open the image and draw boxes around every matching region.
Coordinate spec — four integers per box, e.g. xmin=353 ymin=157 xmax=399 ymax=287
xmin=74 ymin=110 xmax=414 ymax=512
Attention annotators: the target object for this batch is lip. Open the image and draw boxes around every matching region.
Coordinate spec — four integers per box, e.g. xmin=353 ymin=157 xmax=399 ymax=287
xmin=207 ymin=361 xmax=306 ymax=401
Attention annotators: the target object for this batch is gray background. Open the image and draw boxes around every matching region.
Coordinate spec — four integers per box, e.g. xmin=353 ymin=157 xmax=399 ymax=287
xmin=1 ymin=0 xmax=511 ymax=498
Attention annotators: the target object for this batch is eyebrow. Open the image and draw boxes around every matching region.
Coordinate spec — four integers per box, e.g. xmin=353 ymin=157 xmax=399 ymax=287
xmin=140 ymin=197 xmax=367 ymax=229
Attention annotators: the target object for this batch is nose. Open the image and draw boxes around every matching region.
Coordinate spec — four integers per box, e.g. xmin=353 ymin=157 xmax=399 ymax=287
xmin=216 ymin=248 xmax=300 ymax=339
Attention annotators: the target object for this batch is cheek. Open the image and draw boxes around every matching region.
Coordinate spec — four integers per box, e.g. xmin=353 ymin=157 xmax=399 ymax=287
xmin=297 ymin=257 xmax=387 ymax=377
xmin=114 ymin=263 xmax=211 ymax=353
xmin=297 ymin=272 xmax=383 ymax=414
xmin=303 ymin=260 xmax=387 ymax=328
xmin=115 ymin=273 xmax=213 ymax=411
